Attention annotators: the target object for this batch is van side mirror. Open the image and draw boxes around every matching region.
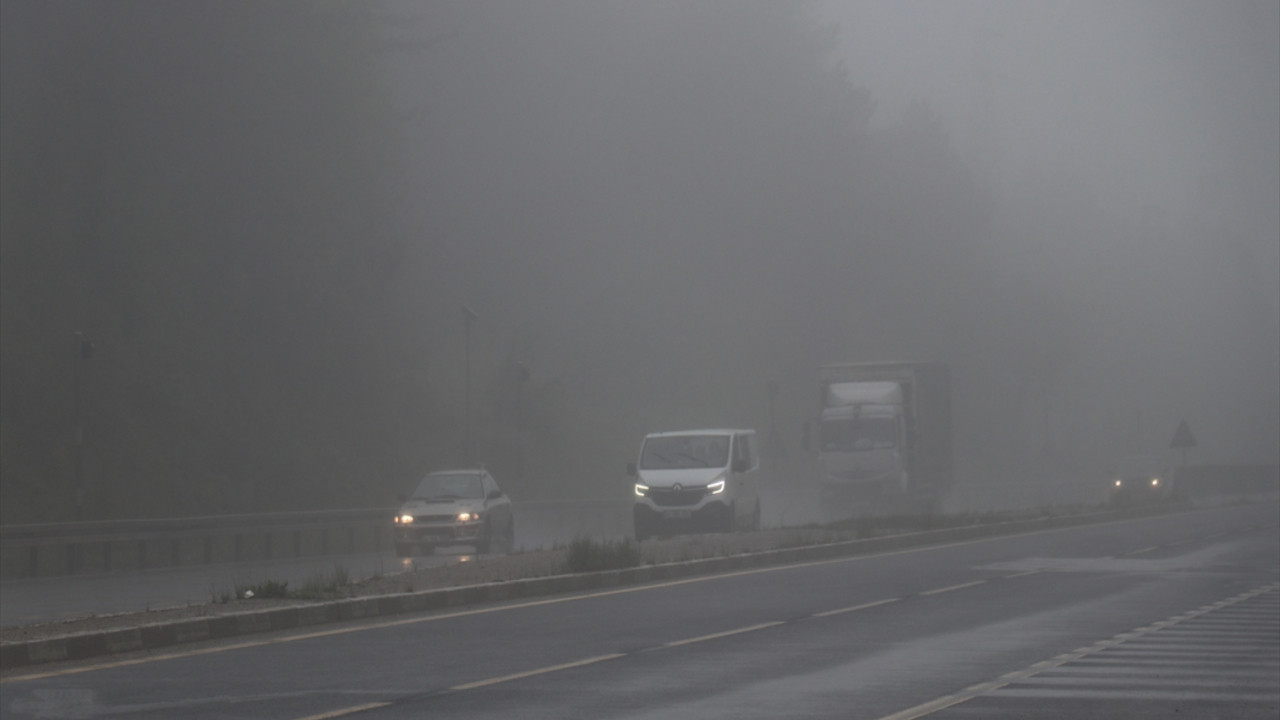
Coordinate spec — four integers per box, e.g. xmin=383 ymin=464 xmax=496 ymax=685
xmin=626 ymin=462 xmax=637 ymax=476
xmin=732 ymin=458 xmax=748 ymax=473
xmin=801 ymin=421 xmax=811 ymax=452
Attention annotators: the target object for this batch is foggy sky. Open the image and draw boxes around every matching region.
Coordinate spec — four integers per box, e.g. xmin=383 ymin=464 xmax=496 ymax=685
xmin=2 ymin=1 xmax=1276 ymax=518
xmin=822 ymin=0 xmax=1279 ymax=466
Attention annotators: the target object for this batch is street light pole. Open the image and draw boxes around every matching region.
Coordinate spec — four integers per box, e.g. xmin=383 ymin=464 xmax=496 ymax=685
xmin=463 ymin=305 xmax=478 ymax=466
xmin=72 ymin=331 xmax=93 ymax=517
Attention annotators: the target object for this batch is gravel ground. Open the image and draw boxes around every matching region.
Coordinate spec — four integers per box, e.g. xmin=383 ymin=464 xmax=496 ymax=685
xmin=1 ymin=526 xmax=851 ymax=645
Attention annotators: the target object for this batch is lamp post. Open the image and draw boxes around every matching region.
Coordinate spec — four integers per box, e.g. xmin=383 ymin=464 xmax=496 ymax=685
xmin=514 ymin=361 xmax=530 ymax=483
xmin=73 ymin=331 xmax=94 ymax=517
xmin=463 ymin=305 xmax=478 ymax=466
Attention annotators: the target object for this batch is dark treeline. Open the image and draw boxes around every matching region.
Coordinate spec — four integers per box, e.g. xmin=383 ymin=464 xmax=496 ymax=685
xmin=2 ymin=1 xmax=1272 ymax=522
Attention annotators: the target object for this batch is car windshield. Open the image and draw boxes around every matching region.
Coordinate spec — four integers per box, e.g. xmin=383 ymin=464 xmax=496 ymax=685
xmin=411 ymin=473 xmax=485 ymax=500
xmin=820 ymin=416 xmax=898 ymax=451
xmin=640 ymin=435 xmax=731 ymax=469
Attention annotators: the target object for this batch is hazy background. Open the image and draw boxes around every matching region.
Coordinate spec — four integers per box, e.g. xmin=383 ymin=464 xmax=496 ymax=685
xmin=2 ymin=0 xmax=1276 ymax=522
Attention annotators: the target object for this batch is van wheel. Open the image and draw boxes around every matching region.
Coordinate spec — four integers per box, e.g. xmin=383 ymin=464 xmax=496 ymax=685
xmin=750 ymin=500 xmax=762 ymax=531
xmin=723 ymin=503 xmax=736 ymax=534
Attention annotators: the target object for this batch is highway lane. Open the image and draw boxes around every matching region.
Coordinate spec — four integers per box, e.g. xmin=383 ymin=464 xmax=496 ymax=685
xmin=2 ymin=501 xmax=1275 ymax=719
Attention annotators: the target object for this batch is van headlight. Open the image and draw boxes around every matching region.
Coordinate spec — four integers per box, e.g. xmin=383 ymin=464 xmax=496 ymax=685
xmin=707 ymin=479 xmax=726 ymax=494
xmin=634 ymin=483 xmax=649 ymax=497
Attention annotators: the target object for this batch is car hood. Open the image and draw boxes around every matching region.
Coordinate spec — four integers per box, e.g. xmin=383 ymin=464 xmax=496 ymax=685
xmin=397 ymin=498 xmax=484 ymax=516
xmin=636 ymin=467 xmax=727 ymax=489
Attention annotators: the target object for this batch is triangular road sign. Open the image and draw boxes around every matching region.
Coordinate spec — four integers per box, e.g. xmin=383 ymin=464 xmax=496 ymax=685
xmin=1171 ymin=420 xmax=1197 ymax=449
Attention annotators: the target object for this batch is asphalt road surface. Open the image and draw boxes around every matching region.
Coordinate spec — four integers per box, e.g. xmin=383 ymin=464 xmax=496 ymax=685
xmin=2 ymin=500 xmax=1276 ymax=720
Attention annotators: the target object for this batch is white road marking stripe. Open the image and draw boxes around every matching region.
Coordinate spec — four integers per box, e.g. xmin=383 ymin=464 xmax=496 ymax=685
xmin=811 ymin=597 xmax=900 ymax=617
xmin=663 ymin=621 xmax=785 ymax=648
xmin=919 ymin=580 xmax=986 ymax=596
xmin=450 ymin=653 xmax=626 ymax=691
xmin=292 ymin=701 xmax=393 ymax=720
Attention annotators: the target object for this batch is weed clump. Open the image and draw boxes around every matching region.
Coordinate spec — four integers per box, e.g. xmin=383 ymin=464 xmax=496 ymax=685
xmin=565 ymin=536 xmax=640 ymax=573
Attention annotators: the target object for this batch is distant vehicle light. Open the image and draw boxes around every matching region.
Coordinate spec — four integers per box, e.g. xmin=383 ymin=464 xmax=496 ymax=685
xmin=1113 ymin=479 xmax=1123 ymax=488
xmin=1151 ymin=478 xmax=1161 ymax=487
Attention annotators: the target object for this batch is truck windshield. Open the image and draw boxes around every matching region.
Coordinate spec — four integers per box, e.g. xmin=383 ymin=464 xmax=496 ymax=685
xmin=821 ymin=417 xmax=898 ymax=451
xmin=640 ymin=435 xmax=730 ymax=469
xmin=411 ymin=473 xmax=484 ymax=500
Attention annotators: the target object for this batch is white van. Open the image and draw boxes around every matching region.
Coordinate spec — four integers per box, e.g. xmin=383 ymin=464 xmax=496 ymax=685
xmin=627 ymin=429 xmax=762 ymax=541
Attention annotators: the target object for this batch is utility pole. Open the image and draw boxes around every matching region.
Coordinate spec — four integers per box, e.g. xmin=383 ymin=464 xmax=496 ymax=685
xmin=72 ymin=331 xmax=94 ymax=517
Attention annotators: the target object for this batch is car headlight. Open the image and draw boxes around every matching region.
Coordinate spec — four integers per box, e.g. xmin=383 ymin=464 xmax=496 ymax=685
xmin=707 ymin=479 xmax=726 ymax=494
xmin=396 ymin=514 xmax=414 ymax=524
xmin=456 ymin=511 xmax=481 ymax=523
xmin=634 ymin=483 xmax=649 ymax=497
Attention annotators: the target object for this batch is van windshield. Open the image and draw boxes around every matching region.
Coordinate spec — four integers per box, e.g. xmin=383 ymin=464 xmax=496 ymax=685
xmin=640 ymin=435 xmax=730 ymax=469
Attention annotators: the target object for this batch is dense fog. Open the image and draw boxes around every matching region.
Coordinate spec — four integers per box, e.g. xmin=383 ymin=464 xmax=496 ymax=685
xmin=1 ymin=1 xmax=1276 ymax=521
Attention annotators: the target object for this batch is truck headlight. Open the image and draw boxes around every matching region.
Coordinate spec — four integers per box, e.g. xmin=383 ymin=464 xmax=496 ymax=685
xmin=634 ymin=483 xmax=649 ymax=497
xmin=707 ymin=479 xmax=726 ymax=494
xmin=396 ymin=514 xmax=414 ymax=524
xmin=457 ymin=511 xmax=481 ymax=523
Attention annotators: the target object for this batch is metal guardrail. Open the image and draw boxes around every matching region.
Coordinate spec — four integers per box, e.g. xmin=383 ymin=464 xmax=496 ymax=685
xmin=0 ymin=500 xmax=633 ymax=580
xmin=0 ymin=509 xmax=398 ymax=580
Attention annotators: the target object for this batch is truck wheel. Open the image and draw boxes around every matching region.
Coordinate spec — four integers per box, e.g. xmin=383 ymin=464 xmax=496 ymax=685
xmin=723 ymin=503 xmax=736 ymax=533
xmin=394 ymin=542 xmax=413 ymax=558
